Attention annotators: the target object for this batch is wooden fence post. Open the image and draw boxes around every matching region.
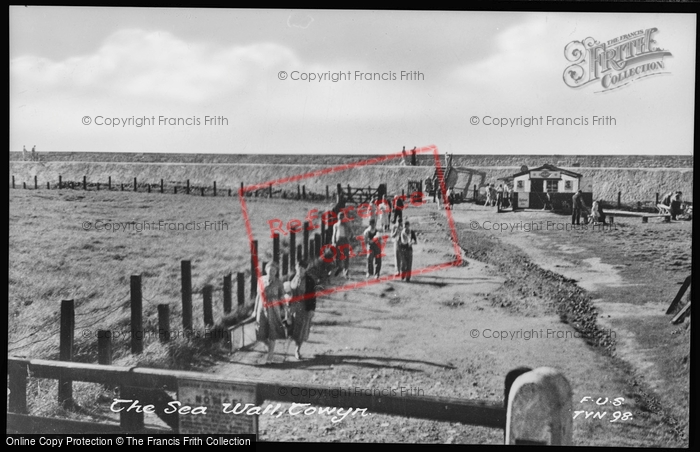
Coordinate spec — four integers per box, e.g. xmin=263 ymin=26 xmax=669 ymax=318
xmin=201 ymin=187 xmax=205 ymax=196
xmin=34 ymin=175 xmax=38 ymax=190
xmin=12 ymin=175 xmax=15 ymax=189
xmin=83 ymin=176 xmax=87 ymax=190
xmin=59 ymin=175 xmax=62 ymax=189
xmin=314 ymin=233 xmax=321 ymax=260
xmin=134 ymin=177 xmax=138 ymax=192
xmin=617 ymin=191 xmax=621 ymax=209
xmin=121 ymin=183 xmax=124 ymax=192
xmin=269 ymin=184 xmax=273 ymax=198
xmin=98 ymin=330 xmax=112 ymax=365
xmin=97 ymin=182 xmax=100 ymax=191
xmin=174 ymin=186 xmax=177 ymax=194
xmin=228 ymin=188 xmax=232 ymax=197
xmin=213 ymin=181 xmax=217 ymax=196
xmin=47 ymin=181 xmax=50 ymax=190
xmin=223 ymin=274 xmax=232 ymax=314
xmin=302 ymin=185 xmax=306 ymax=199
xmin=23 ymin=182 xmax=26 ymax=189
xmin=282 ymin=252 xmax=289 ymax=278
xmin=655 ymin=192 xmax=659 ymax=206
xmin=273 ymin=233 xmax=280 ymax=265
xmin=8 ymin=361 xmax=28 ymax=414
xmin=203 ymin=285 xmax=214 ymax=327
xmin=181 ymin=260 xmax=192 ymax=330
xmin=297 ymin=244 xmax=302 ymax=263
xmin=161 ymin=179 xmax=164 ymax=193
xmin=289 ymin=231 xmax=296 ymax=271
xmin=147 ymin=184 xmax=151 ymax=193
xmin=158 ymin=304 xmax=170 ymax=343
xmin=108 ymin=176 xmax=111 ymax=190
xmin=297 ymin=184 xmax=301 ymax=200
xmin=505 ymin=367 xmax=573 ymax=445
xmin=250 ymin=240 xmax=258 ymax=299
xmin=326 ymin=185 xmax=330 ymax=201
xmin=303 ymin=222 xmax=310 ymax=262
xmin=58 ymin=299 xmax=74 ymax=409
xmin=131 ymin=275 xmax=143 ymax=354
xmin=237 ymin=272 xmax=245 ymax=307
xmin=187 ymin=179 xmax=190 ymax=194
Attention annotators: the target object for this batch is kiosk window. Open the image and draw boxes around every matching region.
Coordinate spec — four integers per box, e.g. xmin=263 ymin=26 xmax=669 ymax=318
xmin=546 ymin=180 xmax=558 ymax=193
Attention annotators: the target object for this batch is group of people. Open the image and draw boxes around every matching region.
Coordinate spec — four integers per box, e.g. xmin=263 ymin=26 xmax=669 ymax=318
xmin=659 ymin=190 xmax=684 ymax=220
xmin=254 ymin=192 xmax=420 ymax=364
xmin=571 ymin=189 xmax=607 ymax=225
xmin=22 ymin=145 xmax=38 ymax=162
xmin=253 ymin=259 xmax=317 ymax=364
xmin=331 ymin=193 xmax=416 ymax=281
xmin=400 ymin=146 xmax=419 ymax=166
xmin=484 ymin=183 xmax=511 ymax=212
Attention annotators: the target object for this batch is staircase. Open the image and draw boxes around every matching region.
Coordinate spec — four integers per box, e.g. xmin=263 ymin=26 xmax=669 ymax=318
xmin=433 ymin=166 xmax=456 ymax=191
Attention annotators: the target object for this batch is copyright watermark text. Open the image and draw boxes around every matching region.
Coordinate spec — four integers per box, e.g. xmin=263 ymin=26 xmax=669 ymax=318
xmin=82 ymin=220 xmax=229 ymax=232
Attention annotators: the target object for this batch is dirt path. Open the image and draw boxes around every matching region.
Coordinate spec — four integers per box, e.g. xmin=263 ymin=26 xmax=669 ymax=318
xmin=210 ymin=201 xmax=684 ymax=445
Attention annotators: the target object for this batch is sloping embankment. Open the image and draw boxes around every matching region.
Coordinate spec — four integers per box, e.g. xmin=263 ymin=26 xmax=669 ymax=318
xmin=9 ymin=161 xmax=693 ymax=204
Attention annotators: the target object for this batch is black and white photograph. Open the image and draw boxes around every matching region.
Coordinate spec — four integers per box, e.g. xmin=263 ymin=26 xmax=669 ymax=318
xmin=8 ymin=5 xmax=695 ymax=447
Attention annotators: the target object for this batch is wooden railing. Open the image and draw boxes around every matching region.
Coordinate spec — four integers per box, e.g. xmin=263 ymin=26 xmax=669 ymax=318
xmin=7 ymin=357 xmax=573 ymax=444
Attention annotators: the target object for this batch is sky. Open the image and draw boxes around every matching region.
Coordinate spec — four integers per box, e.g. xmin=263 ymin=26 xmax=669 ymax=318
xmin=9 ymin=7 xmax=697 ymax=156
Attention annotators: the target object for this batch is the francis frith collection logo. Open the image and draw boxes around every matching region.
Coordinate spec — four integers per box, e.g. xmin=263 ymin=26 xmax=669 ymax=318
xmin=563 ymin=27 xmax=672 ymax=93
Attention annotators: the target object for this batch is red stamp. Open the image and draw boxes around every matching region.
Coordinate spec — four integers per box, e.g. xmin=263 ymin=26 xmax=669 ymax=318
xmin=239 ymin=145 xmax=461 ymax=308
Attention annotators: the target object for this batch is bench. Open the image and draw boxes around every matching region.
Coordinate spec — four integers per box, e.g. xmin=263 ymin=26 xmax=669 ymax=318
xmin=642 ymin=214 xmax=671 ymax=223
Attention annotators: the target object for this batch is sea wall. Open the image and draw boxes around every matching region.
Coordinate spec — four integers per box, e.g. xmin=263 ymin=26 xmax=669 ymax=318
xmin=9 ymin=161 xmax=693 ymax=205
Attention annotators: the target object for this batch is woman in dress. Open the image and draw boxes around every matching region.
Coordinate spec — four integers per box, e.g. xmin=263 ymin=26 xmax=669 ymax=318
xmin=287 ymin=259 xmax=317 ymax=360
xmin=254 ymin=261 xmax=288 ymax=364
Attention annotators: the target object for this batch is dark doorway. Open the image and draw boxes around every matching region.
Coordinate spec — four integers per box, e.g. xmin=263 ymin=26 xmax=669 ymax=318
xmin=530 ymin=179 xmax=544 ymax=193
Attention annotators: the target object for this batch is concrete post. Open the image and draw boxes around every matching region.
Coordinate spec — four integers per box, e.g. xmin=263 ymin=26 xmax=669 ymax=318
xmin=505 ymin=367 xmax=573 ymax=446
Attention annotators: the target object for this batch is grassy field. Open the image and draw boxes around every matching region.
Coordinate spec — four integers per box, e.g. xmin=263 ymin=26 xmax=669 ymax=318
xmin=8 ymin=189 xmax=338 ymax=366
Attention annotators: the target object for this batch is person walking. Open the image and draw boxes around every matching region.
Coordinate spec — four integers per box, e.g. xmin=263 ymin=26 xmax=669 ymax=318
xmin=571 ymin=189 xmax=586 ymax=225
xmin=391 ymin=220 xmax=403 ymax=276
xmin=392 ymin=194 xmax=404 ymax=225
xmin=332 ymin=211 xmax=352 ymax=279
xmin=254 ymin=262 xmax=288 ymax=364
xmin=363 ymin=219 xmax=382 ymax=278
xmin=288 ymin=259 xmax=317 ymax=360
xmin=378 ymin=194 xmax=391 ymax=232
xmin=496 ymin=184 xmax=504 ymax=212
xmin=399 ymin=221 xmax=418 ymax=282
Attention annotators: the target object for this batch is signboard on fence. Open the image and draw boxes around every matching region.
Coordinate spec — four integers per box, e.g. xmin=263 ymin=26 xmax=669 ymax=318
xmin=177 ymin=378 xmax=257 ymax=434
